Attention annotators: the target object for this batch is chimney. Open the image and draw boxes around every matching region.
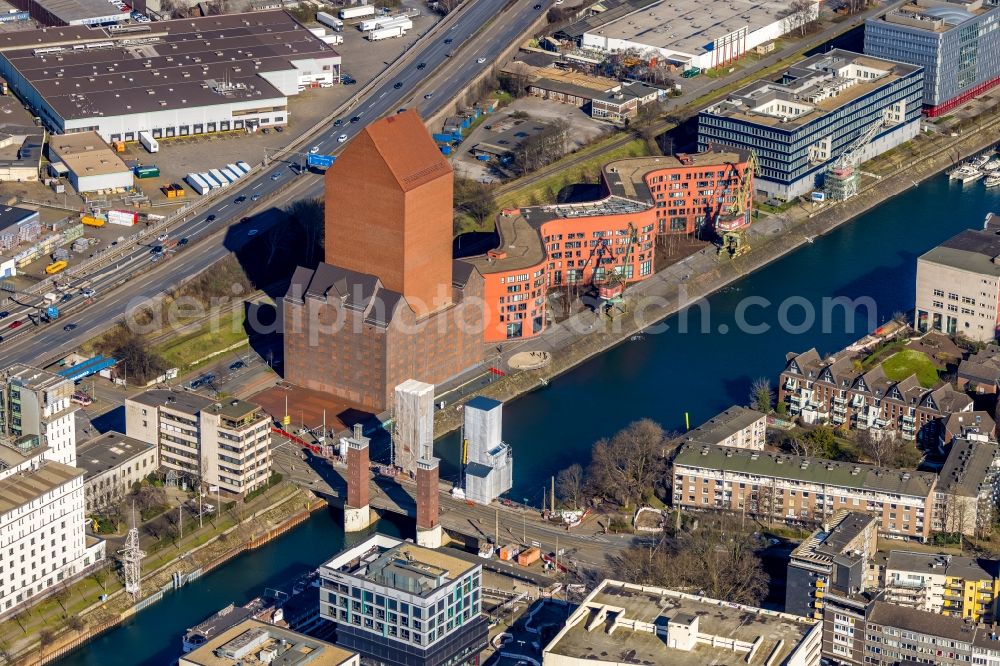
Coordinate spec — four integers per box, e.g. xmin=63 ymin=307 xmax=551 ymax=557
xmin=343 ymin=425 xmax=374 ymax=532
xmin=415 ymin=456 xmax=442 ymax=548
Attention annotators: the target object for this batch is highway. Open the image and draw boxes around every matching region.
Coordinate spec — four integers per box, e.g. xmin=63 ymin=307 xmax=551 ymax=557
xmin=0 ymin=0 xmax=547 ymax=367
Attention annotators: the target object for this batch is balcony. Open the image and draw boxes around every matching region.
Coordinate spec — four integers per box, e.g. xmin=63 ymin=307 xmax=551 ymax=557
xmin=902 ymin=414 xmax=916 ymax=424
xmin=833 ymin=404 xmax=847 ymax=415
xmin=833 ymin=396 xmax=847 ymax=405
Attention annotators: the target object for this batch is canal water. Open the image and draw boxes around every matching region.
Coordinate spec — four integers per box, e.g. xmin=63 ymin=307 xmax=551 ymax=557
xmin=55 ymin=173 xmax=999 ymax=664
xmin=54 ymin=511 xmax=406 ymax=666
xmin=439 ymin=172 xmax=1000 ymax=502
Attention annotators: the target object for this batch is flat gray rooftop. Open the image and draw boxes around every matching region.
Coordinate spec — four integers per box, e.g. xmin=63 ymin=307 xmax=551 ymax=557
xmin=39 ymin=0 xmax=128 ymax=24
xmin=919 ymin=228 xmax=1000 ymax=276
xmin=584 ymin=0 xmax=796 ymax=57
xmin=76 ymin=431 xmax=154 ymax=479
xmin=0 ymin=11 xmax=340 ymax=121
xmin=129 ymin=389 xmax=213 ymax=415
xmin=546 ymin=582 xmax=817 ymax=666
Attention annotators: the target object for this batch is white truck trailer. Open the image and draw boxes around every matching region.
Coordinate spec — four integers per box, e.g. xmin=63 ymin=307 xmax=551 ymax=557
xmin=185 ymin=173 xmax=210 ymax=195
xmin=368 ymin=24 xmax=404 ymax=41
xmin=138 ymin=130 xmax=159 ymax=153
xmin=339 ymin=5 xmax=374 ymax=19
xmin=316 ymin=11 xmax=343 ymax=30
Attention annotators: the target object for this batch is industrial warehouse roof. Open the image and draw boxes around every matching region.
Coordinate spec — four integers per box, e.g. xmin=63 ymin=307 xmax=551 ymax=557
xmin=35 ymin=0 xmax=128 ymax=26
xmin=0 ymin=11 xmax=339 ymax=121
xmin=702 ymin=50 xmax=921 ymax=129
xmin=673 ymin=443 xmax=937 ymax=497
xmin=0 ymin=458 xmax=83 ymax=517
xmin=581 ymin=0 xmax=800 ymax=59
xmin=76 ymin=431 xmax=154 ymax=480
xmin=0 ymin=205 xmax=38 ymax=233
xmin=544 ymin=580 xmax=818 ymax=666
xmin=554 ymin=0 xmax=660 ymax=42
xmin=919 ymin=228 xmax=1000 ymax=277
xmin=48 ymin=131 xmax=129 ymax=177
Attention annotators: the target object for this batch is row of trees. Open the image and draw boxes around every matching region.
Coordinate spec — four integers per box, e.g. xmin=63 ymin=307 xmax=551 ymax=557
xmin=510 ymin=119 xmax=571 ymax=176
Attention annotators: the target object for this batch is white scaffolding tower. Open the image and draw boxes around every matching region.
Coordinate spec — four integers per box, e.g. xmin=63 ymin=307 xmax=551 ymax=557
xmin=118 ymin=506 xmax=145 ymax=600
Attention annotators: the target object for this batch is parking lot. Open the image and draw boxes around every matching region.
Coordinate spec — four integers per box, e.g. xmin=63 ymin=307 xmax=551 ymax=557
xmin=452 ymin=96 xmax=614 ymax=183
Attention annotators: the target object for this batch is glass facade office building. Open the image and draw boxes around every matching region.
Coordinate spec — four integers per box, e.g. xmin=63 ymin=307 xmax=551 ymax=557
xmin=697 ymin=50 xmax=924 ymax=200
xmin=865 ymin=0 xmax=1000 ymax=116
xmin=319 ymin=535 xmax=488 ymax=666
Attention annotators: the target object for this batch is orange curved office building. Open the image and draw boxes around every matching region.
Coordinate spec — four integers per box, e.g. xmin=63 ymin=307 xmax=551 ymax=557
xmin=462 ymin=149 xmax=753 ymax=342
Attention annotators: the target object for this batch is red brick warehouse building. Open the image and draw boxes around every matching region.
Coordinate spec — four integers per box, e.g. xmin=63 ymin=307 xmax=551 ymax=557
xmin=463 ymin=149 xmax=754 ymax=342
xmin=282 ymin=110 xmax=485 ymax=412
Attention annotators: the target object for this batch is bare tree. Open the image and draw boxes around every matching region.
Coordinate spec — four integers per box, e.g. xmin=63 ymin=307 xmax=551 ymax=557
xmin=556 ymin=463 xmax=585 ymax=509
xmin=749 ymin=377 xmax=774 ymax=413
xmin=781 ymin=0 xmax=817 ymax=37
xmin=500 ymin=62 xmax=533 ymax=98
xmin=586 ymin=419 xmax=667 ymax=507
xmin=454 ymin=178 xmax=497 ymax=230
xmin=610 ymin=514 xmax=769 ymax=605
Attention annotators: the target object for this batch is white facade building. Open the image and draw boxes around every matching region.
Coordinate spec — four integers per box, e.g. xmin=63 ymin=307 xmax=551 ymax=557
xmin=462 ymin=397 xmax=513 ymax=505
xmin=580 ymin=0 xmax=819 ymax=71
xmin=0 ymin=365 xmax=103 ymax=618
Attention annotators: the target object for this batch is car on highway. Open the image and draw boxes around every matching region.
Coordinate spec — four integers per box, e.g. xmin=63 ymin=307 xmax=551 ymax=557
xmin=444 ymin=38 xmax=453 ymax=44
xmin=234 ymin=195 xmax=246 ymax=204
xmin=63 ymin=323 xmax=77 ymax=332
xmin=477 ymin=57 xmax=486 ymax=64
xmin=81 ymin=289 xmax=95 ymax=298
xmin=206 ymin=214 xmax=217 ymax=222
xmin=393 ymin=81 xmax=403 ymax=89
xmin=60 ymin=293 xmax=72 ymax=303
xmin=251 ymin=194 xmax=261 ymax=202
xmin=0 ymin=311 xmax=8 ymax=319
xmin=424 ymin=92 xmax=434 ymax=99
xmin=151 ymin=246 xmax=163 ymax=254
xmin=0 ymin=335 xmax=4 ymax=343
xmin=350 ymin=116 xmax=361 ymax=123
xmin=338 ymin=134 xmax=348 ymax=143
xmin=334 ymin=119 xmax=344 ymax=127
xmin=229 ymin=360 xmax=246 ymax=371
xmin=247 ymin=229 xmax=259 ymax=237
xmin=309 ymin=146 xmax=320 ymax=154
xmin=417 ymin=62 xmax=426 ymax=70
xmin=8 ymin=320 xmax=22 ymax=330
xmin=178 ymin=238 xmax=188 ymax=246
xmin=271 ymin=172 xmax=282 ymax=181
xmin=157 ymin=233 xmax=169 ymax=241
xmin=533 ymin=3 xmax=541 ymax=7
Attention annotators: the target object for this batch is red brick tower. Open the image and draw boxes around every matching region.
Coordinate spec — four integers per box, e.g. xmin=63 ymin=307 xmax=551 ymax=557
xmin=344 ymin=424 xmax=373 ymax=532
xmin=324 ymin=109 xmax=454 ymax=318
xmin=415 ymin=456 xmax=442 ymax=547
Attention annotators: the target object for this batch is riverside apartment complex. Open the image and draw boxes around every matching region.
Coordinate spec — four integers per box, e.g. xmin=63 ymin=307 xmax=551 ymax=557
xmin=125 ymin=390 xmax=271 ymax=496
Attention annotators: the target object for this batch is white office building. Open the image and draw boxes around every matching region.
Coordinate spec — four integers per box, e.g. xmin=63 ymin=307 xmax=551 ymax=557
xmin=462 ymin=397 xmax=512 ymax=505
xmin=1 ymin=364 xmax=78 ymax=467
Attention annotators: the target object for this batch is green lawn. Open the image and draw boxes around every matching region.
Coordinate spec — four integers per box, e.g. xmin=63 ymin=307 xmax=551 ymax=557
xmin=880 ymin=349 xmax=940 ymax=388
xmin=154 ymin=309 xmax=249 ymax=370
xmin=496 ymin=138 xmax=650 ymax=209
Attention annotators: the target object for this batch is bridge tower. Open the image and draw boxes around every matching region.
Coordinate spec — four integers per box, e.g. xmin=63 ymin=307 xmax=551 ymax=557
xmin=344 ymin=424 xmax=375 ymax=532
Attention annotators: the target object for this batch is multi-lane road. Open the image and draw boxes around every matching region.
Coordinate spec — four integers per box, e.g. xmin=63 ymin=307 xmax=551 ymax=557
xmin=0 ymin=0 xmax=547 ymax=367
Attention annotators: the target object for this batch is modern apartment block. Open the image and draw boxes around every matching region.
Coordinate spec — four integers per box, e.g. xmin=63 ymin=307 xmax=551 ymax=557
xmin=878 ymin=550 xmax=999 ymax=622
xmin=822 ymin=592 xmax=1000 ymax=666
xmin=0 ymin=435 xmax=104 ymax=618
xmin=778 ymin=348 xmax=973 ymax=441
xmin=682 ymin=406 xmax=767 ymax=450
xmin=698 ymin=50 xmax=923 ymax=200
xmin=125 ymin=390 xmax=272 ymax=496
xmin=0 ymin=363 xmax=77 ymax=466
xmin=932 ymin=437 xmax=1000 ymax=536
xmin=77 ymin=432 xmax=158 ymax=512
xmin=542 ymin=579 xmax=822 ymax=666
xmin=318 ymin=534 xmax=488 ymax=666
xmin=465 ymin=149 xmax=753 ymax=342
xmin=915 ymin=225 xmax=1000 ymax=342
xmin=785 ymin=511 xmax=879 ymax=619
xmin=864 ymin=0 xmax=1000 ymax=116
xmin=283 ymin=110 xmax=485 ymax=411
xmin=671 ymin=443 xmax=938 ymax=540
